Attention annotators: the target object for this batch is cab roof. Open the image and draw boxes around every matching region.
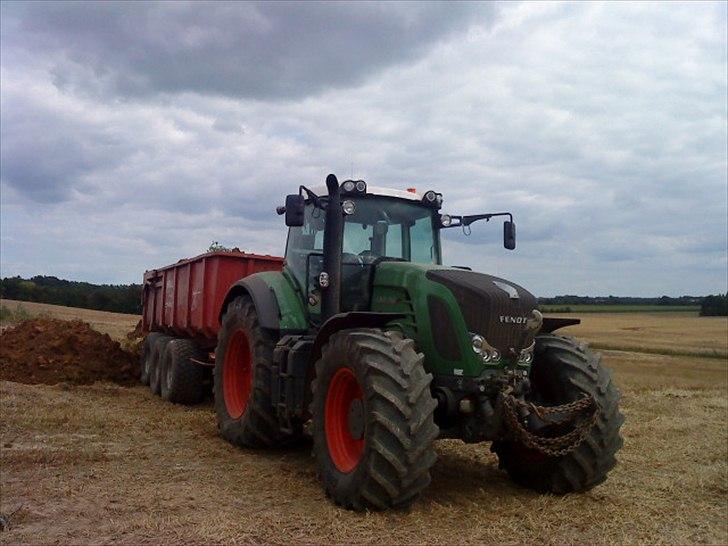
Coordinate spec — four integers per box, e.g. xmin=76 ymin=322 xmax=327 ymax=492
xmin=310 ymin=184 xmax=424 ymax=201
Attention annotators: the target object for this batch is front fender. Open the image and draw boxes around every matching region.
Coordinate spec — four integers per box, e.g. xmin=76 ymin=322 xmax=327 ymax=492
xmin=310 ymin=311 xmax=405 ymax=365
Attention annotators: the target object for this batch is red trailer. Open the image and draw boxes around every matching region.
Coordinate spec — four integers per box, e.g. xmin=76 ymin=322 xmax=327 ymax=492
xmin=142 ymin=250 xmax=283 ymax=342
xmin=139 ymin=250 xmax=283 ymax=403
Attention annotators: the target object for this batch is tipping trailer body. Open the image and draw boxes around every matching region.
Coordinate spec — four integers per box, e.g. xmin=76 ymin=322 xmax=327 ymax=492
xmin=141 ymin=251 xmax=283 ymax=342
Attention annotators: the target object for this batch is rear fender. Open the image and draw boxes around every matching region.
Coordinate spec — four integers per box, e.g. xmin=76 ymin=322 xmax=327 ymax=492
xmin=219 ymin=271 xmax=307 ymax=333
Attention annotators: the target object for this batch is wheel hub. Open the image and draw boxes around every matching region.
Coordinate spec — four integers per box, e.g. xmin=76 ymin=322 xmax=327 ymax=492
xmin=347 ymin=399 xmax=364 ymax=440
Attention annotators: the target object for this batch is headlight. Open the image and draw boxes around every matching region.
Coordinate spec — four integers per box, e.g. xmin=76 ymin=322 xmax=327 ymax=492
xmin=342 ymin=200 xmax=356 ymax=215
xmin=440 ymin=214 xmax=452 ymax=227
xmin=342 ymin=180 xmax=355 ymax=192
xmin=424 ymin=190 xmax=437 ymax=203
xmin=518 ymin=342 xmax=535 ymax=364
xmin=355 ymin=180 xmax=366 ymax=192
xmin=471 ymin=334 xmax=485 ymax=355
xmin=489 ymin=349 xmax=500 ymax=362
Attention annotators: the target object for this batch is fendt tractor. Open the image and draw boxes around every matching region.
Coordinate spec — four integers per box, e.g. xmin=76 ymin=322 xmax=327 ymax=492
xmin=140 ymin=174 xmax=624 ymax=510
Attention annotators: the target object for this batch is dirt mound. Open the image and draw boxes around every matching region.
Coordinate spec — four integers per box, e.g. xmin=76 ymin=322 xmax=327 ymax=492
xmin=0 ymin=318 xmax=138 ymax=385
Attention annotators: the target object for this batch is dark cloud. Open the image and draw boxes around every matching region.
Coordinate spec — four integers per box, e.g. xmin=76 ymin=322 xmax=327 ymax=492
xmin=2 ymin=1 xmax=491 ymax=100
xmin=0 ymin=2 xmax=725 ymax=296
xmin=0 ymin=93 xmax=131 ymax=202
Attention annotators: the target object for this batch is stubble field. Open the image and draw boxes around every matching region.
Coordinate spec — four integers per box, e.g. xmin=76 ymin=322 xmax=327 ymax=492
xmin=0 ymin=300 xmax=726 ymax=544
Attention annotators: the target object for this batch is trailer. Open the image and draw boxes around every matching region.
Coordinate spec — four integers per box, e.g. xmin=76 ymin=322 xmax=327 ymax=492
xmin=139 ymin=250 xmax=283 ymax=402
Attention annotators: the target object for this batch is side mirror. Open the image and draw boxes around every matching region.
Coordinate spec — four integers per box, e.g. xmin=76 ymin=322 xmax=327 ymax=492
xmin=504 ymin=220 xmax=516 ymax=250
xmin=284 ymin=194 xmax=305 ymax=227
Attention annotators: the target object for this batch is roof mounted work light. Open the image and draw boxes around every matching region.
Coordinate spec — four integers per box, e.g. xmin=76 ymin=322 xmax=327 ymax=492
xmin=422 ymin=190 xmax=443 ymax=209
xmin=340 ymin=179 xmax=367 ymax=195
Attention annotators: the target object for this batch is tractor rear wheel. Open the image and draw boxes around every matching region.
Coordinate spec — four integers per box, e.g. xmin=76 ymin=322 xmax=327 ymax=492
xmin=214 ymin=295 xmax=286 ymax=447
xmin=161 ymin=338 xmax=206 ymax=404
xmin=311 ymin=329 xmax=439 ymax=511
xmin=140 ymin=332 xmax=164 ymax=385
xmin=148 ymin=335 xmax=172 ymax=395
xmin=492 ymin=334 xmax=624 ymax=493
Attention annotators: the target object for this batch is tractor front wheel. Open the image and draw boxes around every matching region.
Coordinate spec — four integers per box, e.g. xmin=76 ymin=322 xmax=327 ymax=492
xmin=311 ymin=329 xmax=439 ymax=511
xmin=492 ymin=334 xmax=624 ymax=493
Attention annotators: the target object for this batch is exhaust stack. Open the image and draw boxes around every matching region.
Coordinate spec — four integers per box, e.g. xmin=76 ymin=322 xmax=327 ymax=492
xmin=321 ymin=173 xmax=343 ymax=321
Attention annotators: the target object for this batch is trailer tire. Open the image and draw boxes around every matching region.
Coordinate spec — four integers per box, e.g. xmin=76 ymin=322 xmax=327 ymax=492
xmin=214 ymin=295 xmax=286 ymax=448
xmin=491 ymin=334 xmax=624 ymax=493
xmin=311 ymin=329 xmax=439 ymax=511
xmin=148 ymin=335 xmax=172 ymax=396
xmin=161 ymin=338 xmax=206 ymax=404
xmin=140 ymin=332 xmax=164 ymax=385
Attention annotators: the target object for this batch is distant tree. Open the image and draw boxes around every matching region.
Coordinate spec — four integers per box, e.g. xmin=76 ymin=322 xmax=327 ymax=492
xmin=700 ymin=294 xmax=728 ymax=317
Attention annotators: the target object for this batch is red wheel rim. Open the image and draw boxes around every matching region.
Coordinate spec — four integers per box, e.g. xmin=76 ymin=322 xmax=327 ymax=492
xmin=223 ymin=328 xmax=253 ymax=419
xmin=325 ymin=367 xmax=365 ymax=473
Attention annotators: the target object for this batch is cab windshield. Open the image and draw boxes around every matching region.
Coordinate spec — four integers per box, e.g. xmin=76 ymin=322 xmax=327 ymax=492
xmin=341 ymin=197 xmax=441 ymax=264
xmin=285 ymin=196 xmax=441 ymax=312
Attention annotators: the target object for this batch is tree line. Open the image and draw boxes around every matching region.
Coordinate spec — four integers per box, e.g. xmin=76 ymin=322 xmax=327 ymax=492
xmin=700 ymin=294 xmax=728 ymax=316
xmin=537 ymin=295 xmax=701 ymax=306
xmin=0 ymin=276 xmax=142 ymax=314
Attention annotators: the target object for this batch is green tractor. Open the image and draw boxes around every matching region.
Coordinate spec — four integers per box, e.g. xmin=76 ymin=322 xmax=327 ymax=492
xmin=215 ymin=174 xmax=623 ymax=510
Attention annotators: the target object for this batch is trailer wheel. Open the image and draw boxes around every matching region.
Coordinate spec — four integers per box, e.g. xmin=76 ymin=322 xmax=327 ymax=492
xmin=148 ymin=335 xmax=172 ymax=395
xmin=140 ymin=332 xmax=164 ymax=385
xmin=311 ymin=329 xmax=439 ymax=511
xmin=161 ymin=338 xmax=206 ymax=404
xmin=491 ymin=334 xmax=624 ymax=493
xmin=214 ymin=295 xmax=286 ymax=447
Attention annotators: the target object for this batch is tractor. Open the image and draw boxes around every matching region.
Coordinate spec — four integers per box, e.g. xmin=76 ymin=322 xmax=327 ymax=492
xmin=212 ymin=174 xmax=624 ymax=510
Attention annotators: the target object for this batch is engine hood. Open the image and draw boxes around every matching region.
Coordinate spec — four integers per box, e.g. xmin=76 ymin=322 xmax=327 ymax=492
xmin=425 ymin=268 xmax=539 ymax=358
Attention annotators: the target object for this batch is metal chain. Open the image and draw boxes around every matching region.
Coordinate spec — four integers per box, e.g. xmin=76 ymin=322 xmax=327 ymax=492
xmin=500 ymin=392 xmax=599 ymax=458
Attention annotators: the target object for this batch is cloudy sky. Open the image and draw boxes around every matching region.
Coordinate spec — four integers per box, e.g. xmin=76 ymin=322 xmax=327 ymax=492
xmin=1 ymin=1 xmax=726 ymax=296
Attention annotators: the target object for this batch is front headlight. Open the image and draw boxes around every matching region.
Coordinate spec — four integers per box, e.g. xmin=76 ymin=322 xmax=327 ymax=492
xmin=518 ymin=342 xmax=535 ymax=364
xmin=471 ymin=333 xmax=501 ymax=363
xmin=471 ymin=334 xmax=485 ymax=355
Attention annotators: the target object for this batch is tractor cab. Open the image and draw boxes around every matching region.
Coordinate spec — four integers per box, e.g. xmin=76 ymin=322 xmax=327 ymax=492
xmin=284 ymin=184 xmax=443 ymax=316
xmin=280 ymin=177 xmax=517 ymax=321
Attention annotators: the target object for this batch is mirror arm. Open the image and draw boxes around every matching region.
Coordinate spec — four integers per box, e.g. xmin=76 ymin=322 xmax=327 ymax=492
xmin=299 ymin=185 xmax=325 ymax=210
xmin=460 ymin=212 xmax=512 ymax=226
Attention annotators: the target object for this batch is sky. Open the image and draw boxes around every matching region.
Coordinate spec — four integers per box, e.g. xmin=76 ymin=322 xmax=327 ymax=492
xmin=1 ymin=1 xmax=726 ymax=296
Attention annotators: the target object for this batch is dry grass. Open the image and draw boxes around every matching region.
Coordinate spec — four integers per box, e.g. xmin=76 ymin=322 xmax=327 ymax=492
xmin=555 ymin=312 xmax=728 ymax=359
xmin=0 ymin=299 xmax=139 ymax=341
xmin=0 ymin=306 xmax=726 ymax=544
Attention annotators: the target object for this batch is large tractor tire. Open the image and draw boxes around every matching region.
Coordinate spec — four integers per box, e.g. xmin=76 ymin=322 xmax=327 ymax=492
xmin=492 ymin=334 xmax=624 ymax=493
xmin=213 ymin=295 xmax=286 ymax=448
xmin=140 ymin=332 xmax=164 ymax=385
xmin=311 ymin=329 xmax=439 ymax=511
xmin=148 ymin=335 xmax=172 ymax=395
xmin=161 ymin=338 xmax=206 ymax=404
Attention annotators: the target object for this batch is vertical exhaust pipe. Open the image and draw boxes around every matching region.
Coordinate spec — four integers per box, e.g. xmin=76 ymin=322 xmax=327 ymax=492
xmin=322 ymin=174 xmax=342 ymax=321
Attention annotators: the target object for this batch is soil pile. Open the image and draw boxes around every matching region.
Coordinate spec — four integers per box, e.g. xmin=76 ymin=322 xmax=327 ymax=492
xmin=0 ymin=318 xmax=138 ymax=385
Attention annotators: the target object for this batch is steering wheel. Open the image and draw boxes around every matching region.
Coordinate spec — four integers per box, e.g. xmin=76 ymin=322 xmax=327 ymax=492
xmin=357 ymin=250 xmax=376 ymax=265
